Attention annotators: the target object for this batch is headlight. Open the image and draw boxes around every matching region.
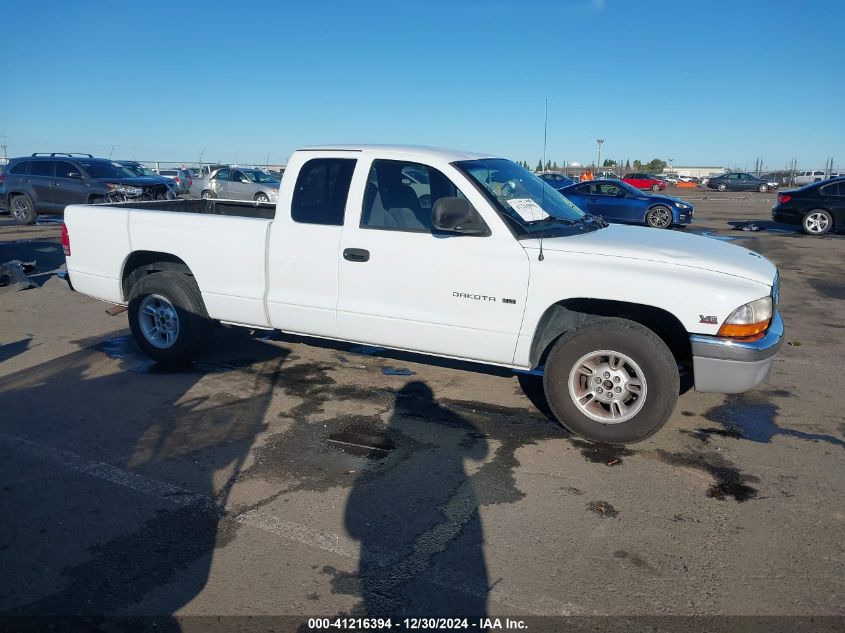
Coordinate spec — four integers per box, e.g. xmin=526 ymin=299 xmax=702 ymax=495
xmin=674 ymin=202 xmax=690 ymax=209
xmin=718 ymin=296 xmax=772 ymax=338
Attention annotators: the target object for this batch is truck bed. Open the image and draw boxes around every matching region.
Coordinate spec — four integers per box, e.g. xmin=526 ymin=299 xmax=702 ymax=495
xmin=99 ymin=198 xmax=275 ymax=219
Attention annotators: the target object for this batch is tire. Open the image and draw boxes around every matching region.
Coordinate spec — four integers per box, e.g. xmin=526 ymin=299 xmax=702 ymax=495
xmin=89 ymin=196 xmax=106 ymax=205
xmin=801 ymin=209 xmax=833 ymax=236
xmin=128 ymin=271 xmax=211 ymax=365
xmin=651 ymin=183 xmax=660 ymax=191
xmin=645 ymin=205 xmax=673 ymax=229
xmin=717 ymin=183 xmax=728 ymax=192
xmin=542 ymin=317 xmax=679 ymax=444
xmin=254 ymin=193 xmax=270 ymax=202
xmin=758 ymin=184 xmax=768 ymax=193
xmin=11 ymin=194 xmax=37 ymax=225
xmin=201 ymin=190 xmax=216 ymax=200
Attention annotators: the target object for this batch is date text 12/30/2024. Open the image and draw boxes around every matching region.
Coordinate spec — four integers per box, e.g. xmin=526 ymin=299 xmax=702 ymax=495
xmin=307 ymin=618 xmax=528 ymax=630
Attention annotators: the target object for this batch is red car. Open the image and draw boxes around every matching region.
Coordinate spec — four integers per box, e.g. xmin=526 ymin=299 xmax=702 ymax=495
xmin=622 ymin=172 xmax=666 ymax=191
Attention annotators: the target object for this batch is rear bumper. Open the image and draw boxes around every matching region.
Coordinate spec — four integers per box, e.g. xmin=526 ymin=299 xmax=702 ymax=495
xmin=689 ymin=311 xmax=784 ymax=393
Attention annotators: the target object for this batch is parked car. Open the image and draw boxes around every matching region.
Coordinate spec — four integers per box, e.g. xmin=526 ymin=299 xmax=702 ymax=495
xmin=707 ymin=172 xmax=773 ymax=192
xmin=596 ymin=171 xmax=620 ymax=180
xmin=156 ymin=168 xmax=192 ymax=195
xmin=0 ymin=153 xmax=175 ymax=224
xmin=622 ymin=173 xmax=666 ymax=191
xmin=117 ymin=161 xmax=179 ymax=197
xmin=771 ymin=177 xmax=844 ymax=235
xmin=201 ymin=167 xmax=280 ymax=201
xmin=539 ymin=172 xmax=576 ymax=188
xmin=657 ymin=173 xmax=679 ymax=184
xmin=558 ymin=179 xmax=693 ymax=229
xmin=794 ymin=170 xmax=827 ymax=185
xmin=62 ymin=144 xmax=782 ymax=444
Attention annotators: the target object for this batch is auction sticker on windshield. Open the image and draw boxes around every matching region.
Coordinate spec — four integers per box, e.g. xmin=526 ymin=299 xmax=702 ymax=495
xmin=507 ymin=198 xmax=550 ymax=222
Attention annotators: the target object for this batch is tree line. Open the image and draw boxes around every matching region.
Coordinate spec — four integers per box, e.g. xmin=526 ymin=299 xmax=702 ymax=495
xmin=520 ymin=158 xmax=669 ymax=173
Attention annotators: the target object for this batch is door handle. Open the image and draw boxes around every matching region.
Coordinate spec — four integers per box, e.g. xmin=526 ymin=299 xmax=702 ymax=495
xmin=343 ymin=248 xmax=370 ymax=263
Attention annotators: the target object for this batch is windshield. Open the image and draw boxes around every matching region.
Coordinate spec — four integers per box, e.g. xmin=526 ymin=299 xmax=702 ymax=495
xmin=242 ymin=170 xmax=279 ymax=184
xmin=78 ymin=161 xmax=135 ymax=179
xmin=455 ymin=158 xmax=588 ymax=235
xmin=121 ymin=163 xmax=156 ymax=177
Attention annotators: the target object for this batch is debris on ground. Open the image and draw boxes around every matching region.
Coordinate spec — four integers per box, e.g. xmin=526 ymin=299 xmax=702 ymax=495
xmin=0 ymin=260 xmax=37 ymax=291
xmin=382 ymin=367 xmax=415 ymax=376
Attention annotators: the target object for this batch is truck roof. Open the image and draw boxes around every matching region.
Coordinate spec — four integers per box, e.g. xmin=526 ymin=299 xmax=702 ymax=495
xmin=297 ymin=144 xmax=497 ymax=162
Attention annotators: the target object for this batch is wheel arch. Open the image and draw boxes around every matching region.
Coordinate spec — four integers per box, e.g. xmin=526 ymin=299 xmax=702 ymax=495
xmin=529 ymin=299 xmax=691 ymax=369
xmin=121 ymin=251 xmax=194 ymax=301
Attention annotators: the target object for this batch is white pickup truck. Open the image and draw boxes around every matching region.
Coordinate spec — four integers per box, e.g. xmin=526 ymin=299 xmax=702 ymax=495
xmin=62 ymin=145 xmax=783 ymax=443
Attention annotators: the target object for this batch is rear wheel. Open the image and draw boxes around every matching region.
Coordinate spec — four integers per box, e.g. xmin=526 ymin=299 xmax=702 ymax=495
xmin=651 ymin=183 xmax=660 ymax=191
xmin=201 ymin=190 xmax=216 ymax=199
xmin=802 ymin=209 xmax=833 ymax=235
xmin=11 ymin=194 xmax=36 ymax=225
xmin=717 ymin=183 xmax=728 ymax=192
xmin=645 ymin=205 xmax=673 ymax=229
xmin=254 ymin=193 xmax=270 ymax=202
xmin=128 ymin=271 xmax=211 ymax=365
xmin=758 ymin=184 xmax=768 ymax=193
xmin=543 ymin=317 xmax=679 ymax=444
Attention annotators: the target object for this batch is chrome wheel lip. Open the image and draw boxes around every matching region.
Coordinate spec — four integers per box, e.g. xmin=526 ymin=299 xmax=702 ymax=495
xmin=567 ymin=349 xmax=648 ymax=424
xmin=648 ymin=206 xmax=672 ymax=228
xmin=804 ymin=212 xmax=830 ymax=234
xmin=138 ymin=294 xmax=180 ymax=349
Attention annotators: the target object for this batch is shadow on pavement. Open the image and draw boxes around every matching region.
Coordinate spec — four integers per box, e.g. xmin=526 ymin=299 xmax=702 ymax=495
xmin=0 ymin=328 xmax=288 ymax=631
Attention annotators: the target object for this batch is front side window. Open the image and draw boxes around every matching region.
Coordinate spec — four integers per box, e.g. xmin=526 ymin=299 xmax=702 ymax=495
xmin=291 ymin=158 xmax=356 ymax=226
xmin=456 ymin=158 xmax=594 ymax=238
xmin=55 ymin=161 xmax=78 ymax=179
xmin=361 ymin=159 xmax=482 ymax=233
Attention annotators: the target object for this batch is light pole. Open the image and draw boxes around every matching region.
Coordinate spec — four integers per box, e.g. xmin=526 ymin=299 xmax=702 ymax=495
xmin=596 ymin=139 xmax=604 ymax=172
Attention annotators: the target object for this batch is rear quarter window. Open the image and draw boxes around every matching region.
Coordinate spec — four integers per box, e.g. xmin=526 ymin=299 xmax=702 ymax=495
xmin=9 ymin=161 xmax=31 ymax=175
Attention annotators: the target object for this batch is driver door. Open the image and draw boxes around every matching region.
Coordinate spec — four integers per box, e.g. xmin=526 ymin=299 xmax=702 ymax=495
xmin=587 ymin=182 xmax=632 ymax=221
xmin=337 ymin=158 xmax=530 ymax=365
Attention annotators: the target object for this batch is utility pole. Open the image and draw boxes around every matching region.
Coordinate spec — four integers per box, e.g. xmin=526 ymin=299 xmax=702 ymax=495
xmin=596 ymin=139 xmax=604 ymax=172
xmin=0 ymin=134 xmax=7 ymax=164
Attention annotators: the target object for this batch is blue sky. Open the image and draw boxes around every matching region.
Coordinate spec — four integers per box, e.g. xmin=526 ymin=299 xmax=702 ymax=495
xmin=2 ymin=0 xmax=843 ymax=170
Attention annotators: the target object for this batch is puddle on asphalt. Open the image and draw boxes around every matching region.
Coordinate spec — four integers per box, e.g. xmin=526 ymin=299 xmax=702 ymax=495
xmin=569 ymin=439 xmax=633 ymax=466
xmin=326 ymin=423 xmax=396 ymax=459
xmin=92 ymin=335 xmax=255 ymax=375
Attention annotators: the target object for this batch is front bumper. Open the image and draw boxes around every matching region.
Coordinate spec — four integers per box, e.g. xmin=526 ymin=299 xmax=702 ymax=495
xmin=689 ymin=311 xmax=784 ymax=393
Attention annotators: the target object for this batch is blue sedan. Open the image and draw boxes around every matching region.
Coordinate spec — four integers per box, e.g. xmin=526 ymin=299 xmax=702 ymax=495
xmin=555 ymin=179 xmax=694 ymax=228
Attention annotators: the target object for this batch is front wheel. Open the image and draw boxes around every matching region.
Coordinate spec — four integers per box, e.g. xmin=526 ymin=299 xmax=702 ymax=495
xmin=128 ymin=271 xmax=212 ymax=365
xmin=645 ymin=205 xmax=673 ymax=229
xmin=543 ymin=317 xmax=679 ymax=443
xmin=802 ymin=209 xmax=833 ymax=235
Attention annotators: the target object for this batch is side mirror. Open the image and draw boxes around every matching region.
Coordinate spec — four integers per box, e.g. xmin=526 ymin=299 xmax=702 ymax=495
xmin=431 ymin=197 xmax=487 ymax=235
xmin=240 ymin=178 xmax=250 ymax=184
xmin=68 ymin=172 xmax=83 ymax=179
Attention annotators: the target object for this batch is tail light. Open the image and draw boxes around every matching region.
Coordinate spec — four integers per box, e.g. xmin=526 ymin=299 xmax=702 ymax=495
xmin=777 ymin=193 xmax=791 ymax=204
xmin=188 ymin=178 xmax=193 ymax=187
xmin=61 ymin=222 xmax=71 ymax=256
xmin=174 ymin=176 xmax=181 ymax=184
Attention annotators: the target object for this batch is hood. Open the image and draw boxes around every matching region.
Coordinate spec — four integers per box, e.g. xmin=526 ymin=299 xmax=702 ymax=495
xmin=524 ymin=224 xmax=775 ymax=287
